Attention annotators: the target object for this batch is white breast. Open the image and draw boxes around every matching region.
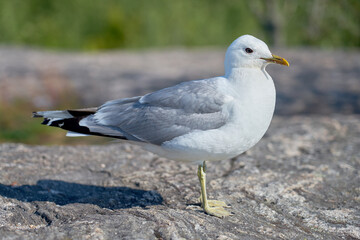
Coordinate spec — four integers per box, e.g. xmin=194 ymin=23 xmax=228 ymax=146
xmin=145 ymin=69 xmax=276 ymax=163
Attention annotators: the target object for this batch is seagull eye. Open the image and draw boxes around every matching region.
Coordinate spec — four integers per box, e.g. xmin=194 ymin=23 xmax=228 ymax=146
xmin=245 ymin=48 xmax=253 ymax=54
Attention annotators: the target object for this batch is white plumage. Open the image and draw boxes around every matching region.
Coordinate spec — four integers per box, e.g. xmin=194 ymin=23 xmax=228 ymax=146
xmin=34 ymin=34 xmax=289 ymax=217
xmin=34 ymin=35 xmax=289 ymax=164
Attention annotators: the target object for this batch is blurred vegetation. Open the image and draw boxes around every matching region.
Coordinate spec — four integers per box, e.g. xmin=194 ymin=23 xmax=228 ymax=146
xmin=0 ymin=0 xmax=359 ymax=144
xmin=0 ymin=0 xmax=359 ymax=50
xmin=0 ymin=90 xmax=108 ymax=145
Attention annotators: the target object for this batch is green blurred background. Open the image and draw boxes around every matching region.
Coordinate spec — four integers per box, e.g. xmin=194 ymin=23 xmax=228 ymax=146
xmin=0 ymin=0 xmax=359 ymax=50
xmin=0 ymin=0 xmax=359 ymax=145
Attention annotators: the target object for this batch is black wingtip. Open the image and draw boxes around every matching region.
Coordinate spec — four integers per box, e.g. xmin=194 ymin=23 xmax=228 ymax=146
xmin=42 ymin=118 xmax=50 ymax=125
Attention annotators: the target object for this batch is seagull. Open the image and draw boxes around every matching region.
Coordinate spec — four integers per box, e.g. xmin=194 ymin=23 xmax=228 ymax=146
xmin=33 ymin=35 xmax=289 ymax=218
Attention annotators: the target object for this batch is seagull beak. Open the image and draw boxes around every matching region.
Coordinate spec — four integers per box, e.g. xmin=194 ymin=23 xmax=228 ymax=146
xmin=261 ymin=54 xmax=289 ymax=66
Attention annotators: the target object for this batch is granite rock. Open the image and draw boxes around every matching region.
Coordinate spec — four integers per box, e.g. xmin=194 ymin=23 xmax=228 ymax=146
xmin=0 ymin=116 xmax=359 ymax=239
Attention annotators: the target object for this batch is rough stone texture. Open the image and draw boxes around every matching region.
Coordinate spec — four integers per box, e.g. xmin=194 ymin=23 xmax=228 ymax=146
xmin=1 ymin=47 xmax=360 ymax=239
xmin=0 ymin=47 xmax=359 ymax=115
xmin=0 ymin=116 xmax=359 ymax=239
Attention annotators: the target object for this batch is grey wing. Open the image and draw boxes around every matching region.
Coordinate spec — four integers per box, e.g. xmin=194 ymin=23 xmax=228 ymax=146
xmin=92 ymin=78 xmax=228 ymax=145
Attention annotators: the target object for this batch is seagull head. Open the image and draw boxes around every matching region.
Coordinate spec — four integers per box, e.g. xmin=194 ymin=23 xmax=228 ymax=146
xmin=224 ymin=35 xmax=289 ymax=74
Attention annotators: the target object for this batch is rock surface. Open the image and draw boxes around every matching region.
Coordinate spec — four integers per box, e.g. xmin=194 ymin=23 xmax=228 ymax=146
xmin=1 ymin=46 xmax=360 ymax=239
xmin=0 ymin=116 xmax=359 ymax=239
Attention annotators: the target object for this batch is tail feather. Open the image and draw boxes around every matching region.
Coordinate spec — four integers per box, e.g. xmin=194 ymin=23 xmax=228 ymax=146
xmin=66 ymin=131 xmax=91 ymax=137
xmin=33 ymin=108 xmax=97 ymax=118
xmin=33 ymin=108 xmax=127 ymax=140
xmin=32 ymin=110 xmax=73 ymax=119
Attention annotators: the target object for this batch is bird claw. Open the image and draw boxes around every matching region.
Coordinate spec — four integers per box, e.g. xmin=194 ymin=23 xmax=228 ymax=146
xmin=199 ymin=197 xmax=231 ymax=208
xmin=204 ymin=205 xmax=233 ymax=218
xmin=207 ymin=200 xmax=231 ymax=208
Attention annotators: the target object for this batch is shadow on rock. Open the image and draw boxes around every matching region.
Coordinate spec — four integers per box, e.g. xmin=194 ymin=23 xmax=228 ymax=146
xmin=0 ymin=179 xmax=163 ymax=209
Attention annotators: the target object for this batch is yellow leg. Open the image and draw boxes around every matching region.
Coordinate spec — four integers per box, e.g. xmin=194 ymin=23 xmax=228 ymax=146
xmin=199 ymin=196 xmax=231 ymax=208
xmin=197 ymin=161 xmax=232 ymax=218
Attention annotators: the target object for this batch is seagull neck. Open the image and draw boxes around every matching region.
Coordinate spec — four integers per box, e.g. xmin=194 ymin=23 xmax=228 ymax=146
xmin=225 ymin=67 xmax=260 ymax=80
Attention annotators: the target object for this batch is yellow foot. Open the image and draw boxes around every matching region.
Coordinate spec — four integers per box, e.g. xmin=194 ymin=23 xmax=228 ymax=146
xmin=196 ymin=162 xmax=232 ymax=218
xmin=199 ymin=197 xmax=231 ymax=208
xmin=207 ymin=200 xmax=231 ymax=208
xmin=204 ymin=205 xmax=232 ymax=218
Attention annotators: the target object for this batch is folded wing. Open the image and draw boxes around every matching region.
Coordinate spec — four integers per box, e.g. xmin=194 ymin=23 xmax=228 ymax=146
xmin=34 ymin=78 xmax=229 ymax=145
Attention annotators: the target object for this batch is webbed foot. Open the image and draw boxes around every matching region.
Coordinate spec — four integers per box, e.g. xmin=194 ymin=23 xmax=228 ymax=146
xmin=203 ymin=205 xmax=232 ymax=218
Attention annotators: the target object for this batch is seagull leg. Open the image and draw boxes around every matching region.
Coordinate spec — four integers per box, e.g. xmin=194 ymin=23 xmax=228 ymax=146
xmin=197 ymin=161 xmax=232 ymax=218
xmin=197 ymin=162 xmax=230 ymax=208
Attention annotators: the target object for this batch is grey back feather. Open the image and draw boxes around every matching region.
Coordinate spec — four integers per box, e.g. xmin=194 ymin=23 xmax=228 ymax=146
xmin=92 ymin=78 xmax=228 ymax=145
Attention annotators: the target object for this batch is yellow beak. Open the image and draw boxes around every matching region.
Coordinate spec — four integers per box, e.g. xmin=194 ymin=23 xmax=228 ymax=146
xmin=261 ymin=54 xmax=289 ymax=66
